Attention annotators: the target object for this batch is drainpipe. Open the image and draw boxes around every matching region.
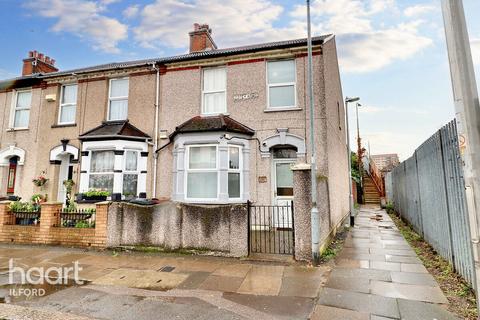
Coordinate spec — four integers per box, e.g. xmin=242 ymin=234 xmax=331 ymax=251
xmin=306 ymin=0 xmax=320 ymax=265
xmin=152 ymin=63 xmax=160 ymax=198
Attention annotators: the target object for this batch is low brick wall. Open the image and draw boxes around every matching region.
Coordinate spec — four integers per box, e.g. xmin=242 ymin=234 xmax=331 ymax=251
xmin=107 ymin=201 xmax=248 ymax=257
xmin=0 ymin=201 xmax=108 ymax=247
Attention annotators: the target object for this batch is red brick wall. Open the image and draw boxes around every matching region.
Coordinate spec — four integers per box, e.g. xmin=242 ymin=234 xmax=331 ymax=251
xmin=0 ymin=201 xmax=108 ymax=247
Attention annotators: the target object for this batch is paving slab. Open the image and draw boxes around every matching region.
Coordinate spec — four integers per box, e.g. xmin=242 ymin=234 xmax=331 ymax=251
xmin=390 ymin=271 xmax=437 ymax=286
xmin=223 ymin=292 xmax=315 ymax=319
xmin=400 ymin=263 xmax=428 ymax=274
xmin=385 ymin=254 xmax=422 ymax=264
xmin=325 ymin=276 xmax=370 ymax=294
xmin=370 ymin=261 xmax=401 ymax=272
xmin=334 ymin=258 xmax=370 ymax=269
xmin=310 ymin=305 xmax=370 ymax=320
xmin=199 ymin=275 xmax=244 ymax=292
xmin=397 ymin=299 xmax=460 ymax=320
xmin=370 ymin=280 xmax=448 ymax=304
xmin=370 ymin=248 xmax=416 ymax=257
xmin=279 ymin=276 xmax=322 ymax=298
xmin=176 ymin=271 xmax=211 ymax=290
xmin=329 ymin=268 xmax=391 ymax=282
xmin=317 ymin=287 xmax=400 ymax=319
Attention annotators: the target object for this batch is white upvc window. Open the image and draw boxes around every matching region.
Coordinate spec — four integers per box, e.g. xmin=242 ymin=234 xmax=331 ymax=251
xmin=88 ymin=150 xmax=115 ymax=193
xmin=267 ymin=60 xmax=296 ymax=109
xmin=58 ymin=84 xmax=77 ymax=124
xmin=228 ymin=146 xmax=242 ymax=199
xmin=123 ymin=150 xmax=139 ymax=198
xmin=202 ymin=67 xmax=226 ymax=115
xmin=108 ymin=78 xmax=129 ymax=121
xmin=186 ymin=145 xmax=218 ymax=199
xmin=12 ymin=90 xmax=32 ymax=128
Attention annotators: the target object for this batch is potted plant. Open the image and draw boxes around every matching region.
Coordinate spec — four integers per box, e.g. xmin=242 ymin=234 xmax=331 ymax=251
xmin=32 ymin=175 xmax=48 ymax=187
xmin=83 ymin=189 xmax=110 ymax=201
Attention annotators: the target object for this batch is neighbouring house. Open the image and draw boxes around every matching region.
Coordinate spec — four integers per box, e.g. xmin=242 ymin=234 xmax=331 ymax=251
xmin=0 ymin=24 xmax=349 ymax=254
xmin=371 ymin=153 xmax=400 ymax=173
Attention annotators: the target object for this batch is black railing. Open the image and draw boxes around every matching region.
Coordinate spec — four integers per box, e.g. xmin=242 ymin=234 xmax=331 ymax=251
xmin=247 ymin=201 xmax=294 ymax=255
xmin=12 ymin=210 xmax=40 ymax=226
xmin=59 ymin=208 xmax=95 ymax=228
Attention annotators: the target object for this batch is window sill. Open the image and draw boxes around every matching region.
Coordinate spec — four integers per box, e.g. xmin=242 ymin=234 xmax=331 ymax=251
xmin=6 ymin=127 xmax=28 ymax=132
xmin=263 ymin=107 xmax=302 ymax=113
xmin=201 ymin=112 xmax=230 ymax=117
xmin=51 ymin=123 xmax=77 ymax=128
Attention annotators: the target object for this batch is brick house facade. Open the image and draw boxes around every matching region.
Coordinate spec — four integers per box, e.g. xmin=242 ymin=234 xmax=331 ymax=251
xmin=0 ymin=25 xmax=349 ymax=246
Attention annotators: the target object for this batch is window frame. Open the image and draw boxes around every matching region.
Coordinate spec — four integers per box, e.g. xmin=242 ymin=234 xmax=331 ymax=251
xmin=11 ymin=89 xmax=32 ymax=129
xmin=58 ymin=83 xmax=78 ymax=125
xmin=122 ymin=149 xmax=140 ymax=197
xmin=107 ymin=77 xmax=129 ymax=121
xmin=228 ymin=145 xmax=242 ymax=200
xmin=88 ymin=149 xmax=115 ymax=193
xmin=266 ymin=59 xmax=297 ymax=110
xmin=185 ymin=144 xmax=220 ymax=201
xmin=201 ymin=66 xmax=227 ymax=115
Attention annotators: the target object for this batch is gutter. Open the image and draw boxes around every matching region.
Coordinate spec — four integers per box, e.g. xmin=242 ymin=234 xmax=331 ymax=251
xmin=152 ymin=63 xmax=160 ymax=198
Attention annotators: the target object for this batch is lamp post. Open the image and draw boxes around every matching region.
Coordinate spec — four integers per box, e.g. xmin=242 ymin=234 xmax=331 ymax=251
xmin=356 ymin=103 xmax=363 ymax=176
xmin=346 ymin=96 xmax=360 ymax=226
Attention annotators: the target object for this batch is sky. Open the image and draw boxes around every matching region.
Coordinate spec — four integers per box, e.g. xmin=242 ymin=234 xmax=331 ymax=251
xmin=0 ymin=0 xmax=479 ymax=161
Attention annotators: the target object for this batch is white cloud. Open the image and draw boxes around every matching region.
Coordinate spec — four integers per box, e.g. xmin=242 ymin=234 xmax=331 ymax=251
xmin=471 ymin=39 xmax=480 ymax=65
xmin=291 ymin=0 xmax=433 ymax=73
xmin=404 ymin=4 xmax=436 ymax=17
xmin=133 ymin=0 xmax=300 ymax=50
xmin=25 ymin=0 xmax=127 ymax=53
xmin=123 ymin=4 xmax=140 ymax=19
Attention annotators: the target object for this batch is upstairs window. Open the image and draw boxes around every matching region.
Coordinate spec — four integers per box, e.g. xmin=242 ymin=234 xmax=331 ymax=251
xmin=13 ymin=90 xmax=32 ymax=128
xmin=267 ymin=60 xmax=296 ymax=109
xmin=108 ymin=78 xmax=129 ymax=121
xmin=59 ymin=84 xmax=77 ymax=124
xmin=202 ymin=67 xmax=226 ymax=114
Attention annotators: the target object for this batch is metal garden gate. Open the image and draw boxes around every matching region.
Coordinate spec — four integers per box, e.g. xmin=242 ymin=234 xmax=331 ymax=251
xmin=247 ymin=201 xmax=295 ymax=255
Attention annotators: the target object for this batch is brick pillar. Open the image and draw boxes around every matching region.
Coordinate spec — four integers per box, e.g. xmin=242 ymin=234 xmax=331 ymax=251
xmin=39 ymin=202 xmax=62 ymax=233
xmin=292 ymin=164 xmax=312 ymax=262
xmin=95 ymin=201 xmax=110 ymax=246
xmin=0 ymin=201 xmax=14 ymax=225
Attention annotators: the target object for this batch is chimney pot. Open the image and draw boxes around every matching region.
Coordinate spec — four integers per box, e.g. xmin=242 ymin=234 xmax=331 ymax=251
xmin=22 ymin=51 xmax=58 ymax=76
xmin=189 ymin=23 xmax=217 ymax=53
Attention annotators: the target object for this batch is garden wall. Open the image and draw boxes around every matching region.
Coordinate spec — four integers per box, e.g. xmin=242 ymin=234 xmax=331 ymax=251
xmin=0 ymin=201 xmax=108 ymax=247
xmin=107 ymin=202 xmax=248 ymax=257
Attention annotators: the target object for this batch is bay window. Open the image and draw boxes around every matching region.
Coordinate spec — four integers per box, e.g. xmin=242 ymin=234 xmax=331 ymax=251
xmin=123 ymin=150 xmax=139 ymax=198
xmin=13 ymin=90 xmax=32 ymax=128
xmin=59 ymin=84 xmax=77 ymax=124
xmin=267 ymin=60 xmax=296 ymax=109
xmin=228 ymin=146 xmax=241 ymax=198
xmin=89 ymin=150 xmax=114 ymax=193
xmin=108 ymin=78 xmax=129 ymax=121
xmin=202 ymin=67 xmax=226 ymax=114
xmin=186 ymin=145 xmax=218 ymax=199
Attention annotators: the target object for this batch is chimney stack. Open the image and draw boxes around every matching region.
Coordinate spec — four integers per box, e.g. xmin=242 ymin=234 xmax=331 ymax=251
xmin=22 ymin=50 xmax=58 ymax=76
xmin=189 ymin=23 xmax=217 ymax=53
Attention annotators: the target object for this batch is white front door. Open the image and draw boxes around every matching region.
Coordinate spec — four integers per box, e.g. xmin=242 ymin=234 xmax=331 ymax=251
xmin=273 ymin=160 xmax=294 ymax=229
xmin=57 ymin=154 xmax=71 ymax=205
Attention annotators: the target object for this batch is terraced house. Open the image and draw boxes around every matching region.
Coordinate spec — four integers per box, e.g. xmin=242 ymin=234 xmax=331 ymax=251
xmin=0 ymin=24 xmax=349 ymax=250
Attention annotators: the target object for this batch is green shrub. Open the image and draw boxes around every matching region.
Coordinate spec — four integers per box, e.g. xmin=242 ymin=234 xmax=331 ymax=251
xmin=386 ymin=201 xmax=395 ymax=215
xmin=8 ymin=201 xmax=37 ymax=212
xmin=84 ymin=189 xmax=110 ymax=197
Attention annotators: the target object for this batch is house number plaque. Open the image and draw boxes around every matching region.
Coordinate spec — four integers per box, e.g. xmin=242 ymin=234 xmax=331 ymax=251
xmin=233 ymin=92 xmax=259 ymax=102
xmin=258 ymin=176 xmax=267 ymax=183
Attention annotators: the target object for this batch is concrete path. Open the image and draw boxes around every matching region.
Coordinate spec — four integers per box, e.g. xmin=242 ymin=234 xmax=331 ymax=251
xmin=312 ymin=206 xmax=459 ymax=320
xmin=0 ymin=244 xmax=329 ymax=319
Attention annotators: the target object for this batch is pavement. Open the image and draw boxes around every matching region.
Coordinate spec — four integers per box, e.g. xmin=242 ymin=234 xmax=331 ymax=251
xmin=312 ymin=206 xmax=459 ymax=320
xmin=0 ymin=206 xmax=461 ymax=319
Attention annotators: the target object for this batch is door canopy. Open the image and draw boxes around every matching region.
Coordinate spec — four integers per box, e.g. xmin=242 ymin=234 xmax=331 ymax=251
xmin=0 ymin=146 xmax=25 ymax=166
xmin=260 ymin=128 xmax=306 ymax=158
xmin=50 ymin=144 xmax=79 ymax=162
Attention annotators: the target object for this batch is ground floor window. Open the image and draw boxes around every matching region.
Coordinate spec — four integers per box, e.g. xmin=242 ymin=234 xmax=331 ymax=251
xmin=186 ymin=145 xmax=218 ymax=199
xmin=123 ymin=150 xmax=139 ymax=198
xmin=88 ymin=150 xmax=115 ymax=193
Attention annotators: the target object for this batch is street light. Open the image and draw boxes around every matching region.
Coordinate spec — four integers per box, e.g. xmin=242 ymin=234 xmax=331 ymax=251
xmin=356 ymin=103 xmax=363 ymax=184
xmin=345 ymin=96 xmax=360 ymax=227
